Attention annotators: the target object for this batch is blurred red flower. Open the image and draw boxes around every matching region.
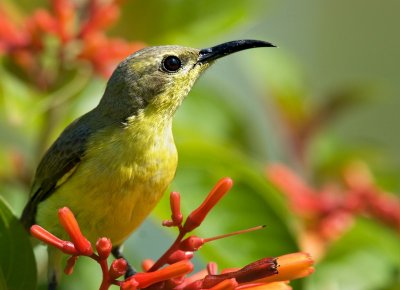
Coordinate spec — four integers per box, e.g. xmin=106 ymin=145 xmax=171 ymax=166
xmin=267 ymin=162 xmax=400 ymax=259
xmin=0 ymin=0 xmax=145 ymax=89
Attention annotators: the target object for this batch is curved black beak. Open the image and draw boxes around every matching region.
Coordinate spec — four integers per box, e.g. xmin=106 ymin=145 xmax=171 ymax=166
xmin=198 ymin=39 xmax=276 ymax=63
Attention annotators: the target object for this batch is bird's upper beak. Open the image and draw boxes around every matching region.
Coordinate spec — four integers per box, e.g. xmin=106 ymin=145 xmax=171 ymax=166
xmin=197 ymin=39 xmax=276 ymax=63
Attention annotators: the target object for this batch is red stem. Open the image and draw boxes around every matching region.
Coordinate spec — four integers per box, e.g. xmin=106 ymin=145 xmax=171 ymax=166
xmin=93 ymin=254 xmax=112 ymax=290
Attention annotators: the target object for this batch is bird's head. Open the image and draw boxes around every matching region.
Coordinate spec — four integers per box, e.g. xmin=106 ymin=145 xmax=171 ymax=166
xmin=98 ymin=40 xmax=275 ymax=122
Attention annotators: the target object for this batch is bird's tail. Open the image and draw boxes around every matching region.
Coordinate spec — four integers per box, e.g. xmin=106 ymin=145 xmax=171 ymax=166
xmin=20 ymin=200 xmax=36 ymax=232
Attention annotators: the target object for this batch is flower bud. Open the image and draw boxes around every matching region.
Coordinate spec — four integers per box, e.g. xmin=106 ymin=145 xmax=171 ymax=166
xmin=109 ymin=258 xmax=127 ymax=279
xmin=120 ymin=278 xmax=139 ymax=290
xmin=167 ymin=250 xmax=193 ymax=264
xmin=170 ymin=191 xmax=183 ymax=226
xmin=179 ymin=236 xmax=204 ymax=251
xmin=96 ymin=237 xmax=112 ymax=260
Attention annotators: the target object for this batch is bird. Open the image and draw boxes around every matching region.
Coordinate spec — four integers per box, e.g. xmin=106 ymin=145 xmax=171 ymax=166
xmin=20 ymin=39 xmax=275 ymax=289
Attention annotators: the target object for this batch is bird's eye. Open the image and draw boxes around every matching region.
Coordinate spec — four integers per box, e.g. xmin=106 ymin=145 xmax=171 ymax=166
xmin=162 ymin=55 xmax=182 ymax=72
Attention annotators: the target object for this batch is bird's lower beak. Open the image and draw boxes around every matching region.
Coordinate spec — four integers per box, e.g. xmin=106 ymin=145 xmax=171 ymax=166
xmin=197 ymin=39 xmax=276 ymax=64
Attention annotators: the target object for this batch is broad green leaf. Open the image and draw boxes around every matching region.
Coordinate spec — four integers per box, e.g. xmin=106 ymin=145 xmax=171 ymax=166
xmin=0 ymin=196 xmax=37 ymax=290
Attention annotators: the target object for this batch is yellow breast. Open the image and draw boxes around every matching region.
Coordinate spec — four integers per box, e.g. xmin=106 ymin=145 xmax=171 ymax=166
xmin=37 ymin=111 xmax=177 ymax=245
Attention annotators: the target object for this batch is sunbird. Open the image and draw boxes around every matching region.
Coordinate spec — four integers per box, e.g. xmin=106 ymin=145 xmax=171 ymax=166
xmin=20 ymin=39 xmax=275 ymax=289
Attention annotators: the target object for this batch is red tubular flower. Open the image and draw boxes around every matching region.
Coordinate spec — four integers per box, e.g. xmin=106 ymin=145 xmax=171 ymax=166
xmin=179 ymin=236 xmax=205 ymax=251
xmin=120 ymin=278 xmax=139 ymax=290
xmin=151 ymin=191 xmax=264 ymax=272
xmin=30 ymin=224 xmax=78 ymax=255
xmin=58 ymin=207 xmax=93 ymax=256
xmin=167 ymin=250 xmax=194 ymax=264
xmin=130 ymin=260 xmax=194 ymax=288
xmin=171 ymin=191 xmax=183 ymax=226
xmin=183 ymin=178 xmax=233 ymax=232
xmin=109 ymin=258 xmax=127 ymax=280
xmin=96 ymin=237 xmax=113 ymax=260
xmin=163 ymin=192 xmax=183 ymax=227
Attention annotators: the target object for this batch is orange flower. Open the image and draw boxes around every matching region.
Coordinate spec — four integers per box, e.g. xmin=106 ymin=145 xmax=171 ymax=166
xmin=248 ymin=253 xmax=313 ymax=285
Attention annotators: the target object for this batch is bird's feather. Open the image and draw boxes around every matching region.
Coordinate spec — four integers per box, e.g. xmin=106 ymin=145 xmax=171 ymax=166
xmin=20 ymin=112 xmax=98 ymax=230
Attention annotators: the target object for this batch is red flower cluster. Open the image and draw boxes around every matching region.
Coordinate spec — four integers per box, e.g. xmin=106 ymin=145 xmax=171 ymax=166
xmin=31 ymin=177 xmax=314 ymax=290
xmin=267 ymin=162 xmax=400 ymax=258
xmin=0 ymin=0 xmax=144 ymax=89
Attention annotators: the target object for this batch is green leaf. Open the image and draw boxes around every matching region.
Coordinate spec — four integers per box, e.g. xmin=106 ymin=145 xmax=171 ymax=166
xmin=0 ymin=196 xmax=37 ymax=290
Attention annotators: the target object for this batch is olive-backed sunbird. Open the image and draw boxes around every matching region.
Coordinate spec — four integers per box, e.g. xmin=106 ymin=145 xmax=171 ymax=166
xmin=20 ymin=40 xmax=275 ymax=289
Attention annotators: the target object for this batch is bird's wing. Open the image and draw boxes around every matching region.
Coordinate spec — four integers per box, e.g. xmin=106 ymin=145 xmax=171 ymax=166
xmin=20 ymin=115 xmax=95 ymax=229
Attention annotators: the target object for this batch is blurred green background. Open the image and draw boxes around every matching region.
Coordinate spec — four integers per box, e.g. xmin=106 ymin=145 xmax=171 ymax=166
xmin=1 ymin=0 xmax=399 ymax=289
